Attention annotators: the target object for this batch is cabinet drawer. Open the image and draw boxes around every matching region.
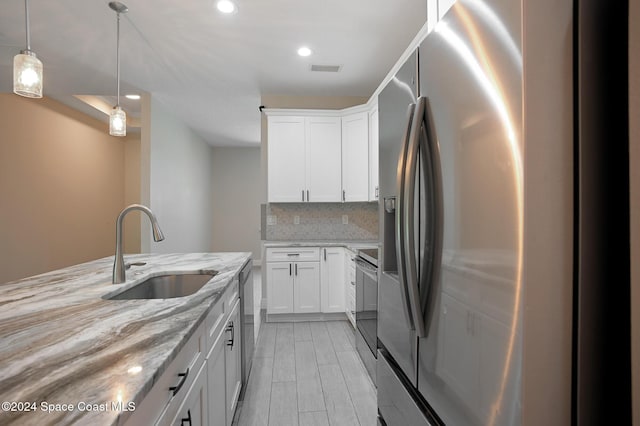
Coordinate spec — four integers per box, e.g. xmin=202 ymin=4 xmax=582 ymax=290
xmin=125 ymin=323 xmax=206 ymax=426
xmin=266 ymin=247 xmax=320 ymax=262
xmin=206 ymin=278 xmax=239 ymax=351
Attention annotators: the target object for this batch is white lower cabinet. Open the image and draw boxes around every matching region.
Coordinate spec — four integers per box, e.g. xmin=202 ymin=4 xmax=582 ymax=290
xmin=266 ymin=248 xmax=320 ymax=315
xmin=321 ymin=247 xmax=345 ymax=313
xmin=294 ymin=262 xmax=321 ymax=313
xmin=225 ymin=300 xmax=242 ymax=425
xmin=206 ymin=326 xmax=227 ymax=426
xmin=125 ymin=273 xmax=243 ymax=426
xmin=206 ymin=286 xmax=242 ymax=426
xmin=266 ymin=262 xmax=294 ymax=314
xmin=170 ymin=362 xmax=208 ymax=426
xmin=344 ymin=249 xmax=357 ymax=327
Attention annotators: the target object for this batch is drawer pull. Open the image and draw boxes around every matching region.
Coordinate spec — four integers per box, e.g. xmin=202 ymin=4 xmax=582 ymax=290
xmin=287 ymin=253 xmax=300 ymax=257
xmin=181 ymin=409 xmax=192 ymax=425
xmin=226 ymin=320 xmax=235 ymax=349
xmin=169 ymin=368 xmax=190 ymax=396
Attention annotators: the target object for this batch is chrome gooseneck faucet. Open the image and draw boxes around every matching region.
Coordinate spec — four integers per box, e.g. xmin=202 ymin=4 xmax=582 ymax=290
xmin=113 ymin=204 xmax=164 ymax=284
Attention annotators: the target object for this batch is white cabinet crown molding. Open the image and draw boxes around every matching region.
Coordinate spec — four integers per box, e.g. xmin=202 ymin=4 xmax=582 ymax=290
xmin=263 ymin=103 xmax=372 ymax=117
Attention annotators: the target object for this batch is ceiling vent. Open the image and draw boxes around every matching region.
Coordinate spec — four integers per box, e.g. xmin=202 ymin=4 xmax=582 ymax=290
xmin=310 ymin=64 xmax=341 ymax=72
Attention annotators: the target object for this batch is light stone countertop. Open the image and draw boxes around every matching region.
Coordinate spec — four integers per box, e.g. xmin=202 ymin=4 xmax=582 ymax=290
xmin=263 ymin=240 xmax=379 ymax=253
xmin=0 ymin=252 xmax=251 ymax=426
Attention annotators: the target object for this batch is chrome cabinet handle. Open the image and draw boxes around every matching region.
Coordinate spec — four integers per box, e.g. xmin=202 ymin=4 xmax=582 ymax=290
xmin=375 ymin=186 xmax=379 ymax=198
xmin=302 ymin=190 xmax=305 ymax=202
xmin=342 ymin=190 xmax=346 ymax=202
xmin=324 ymin=248 xmax=327 ymax=261
xmin=307 ymin=190 xmax=310 ymax=201
xmin=169 ymin=368 xmax=190 ymax=396
xmin=295 ymin=264 xmax=298 ymax=276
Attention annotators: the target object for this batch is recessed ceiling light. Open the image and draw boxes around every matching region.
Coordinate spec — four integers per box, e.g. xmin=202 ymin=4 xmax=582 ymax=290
xmin=125 ymin=94 xmax=140 ymax=100
xmin=216 ymin=0 xmax=237 ymax=14
xmin=297 ymin=47 xmax=312 ymax=57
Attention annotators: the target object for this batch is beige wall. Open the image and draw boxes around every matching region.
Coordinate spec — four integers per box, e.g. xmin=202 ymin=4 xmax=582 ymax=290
xmin=630 ymin=0 xmax=639 ymax=422
xmin=522 ymin=0 xmax=574 ymax=424
xmin=0 ymin=94 xmax=140 ymax=283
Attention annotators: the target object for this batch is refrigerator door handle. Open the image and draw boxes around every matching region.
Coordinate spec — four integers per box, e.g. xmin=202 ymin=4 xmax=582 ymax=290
xmin=396 ymin=102 xmax=417 ymax=330
xmin=419 ymin=96 xmax=444 ymax=335
xmin=403 ymin=97 xmax=426 ymax=337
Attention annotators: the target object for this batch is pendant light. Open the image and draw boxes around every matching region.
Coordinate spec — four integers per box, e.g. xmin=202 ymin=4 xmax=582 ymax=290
xmin=109 ymin=1 xmax=128 ymax=137
xmin=13 ymin=0 xmax=43 ymax=98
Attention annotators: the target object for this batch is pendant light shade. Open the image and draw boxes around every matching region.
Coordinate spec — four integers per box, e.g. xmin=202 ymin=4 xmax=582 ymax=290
xmin=109 ymin=1 xmax=128 ymax=137
xmin=110 ymin=106 xmax=126 ymax=137
xmin=14 ymin=0 xmax=43 ymax=98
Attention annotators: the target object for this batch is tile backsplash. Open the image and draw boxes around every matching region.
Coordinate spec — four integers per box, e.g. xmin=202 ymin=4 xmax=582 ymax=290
xmin=264 ymin=202 xmax=379 ymax=241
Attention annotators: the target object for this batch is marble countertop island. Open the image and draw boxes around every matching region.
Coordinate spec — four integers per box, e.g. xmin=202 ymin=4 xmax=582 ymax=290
xmin=0 ymin=252 xmax=251 ymax=426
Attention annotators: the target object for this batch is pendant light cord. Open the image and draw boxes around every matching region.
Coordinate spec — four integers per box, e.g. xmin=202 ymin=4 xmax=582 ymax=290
xmin=116 ymin=11 xmax=121 ymax=108
xmin=24 ymin=0 xmax=31 ymax=51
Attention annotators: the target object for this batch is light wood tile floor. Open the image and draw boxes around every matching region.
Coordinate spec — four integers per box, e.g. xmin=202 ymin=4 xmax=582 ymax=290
xmin=235 ymin=320 xmax=377 ymax=426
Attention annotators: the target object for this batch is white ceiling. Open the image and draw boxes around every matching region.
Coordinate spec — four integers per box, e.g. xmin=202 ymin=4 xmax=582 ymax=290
xmin=0 ymin=0 xmax=426 ymax=146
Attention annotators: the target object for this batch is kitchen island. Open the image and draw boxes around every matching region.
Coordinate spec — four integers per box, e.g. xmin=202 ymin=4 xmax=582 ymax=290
xmin=0 ymin=252 xmax=251 ymax=426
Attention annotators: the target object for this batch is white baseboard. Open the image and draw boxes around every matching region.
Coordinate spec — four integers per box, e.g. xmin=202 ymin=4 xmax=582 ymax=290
xmin=265 ymin=312 xmax=348 ymax=323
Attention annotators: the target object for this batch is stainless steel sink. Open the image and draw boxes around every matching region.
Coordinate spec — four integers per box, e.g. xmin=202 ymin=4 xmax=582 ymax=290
xmin=105 ymin=271 xmax=217 ymax=300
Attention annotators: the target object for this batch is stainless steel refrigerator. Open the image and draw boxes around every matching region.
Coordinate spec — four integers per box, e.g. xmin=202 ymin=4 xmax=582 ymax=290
xmin=376 ymin=0 xmax=631 ymax=424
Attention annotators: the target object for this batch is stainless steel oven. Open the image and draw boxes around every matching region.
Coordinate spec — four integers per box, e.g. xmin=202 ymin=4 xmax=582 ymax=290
xmin=355 ymin=248 xmax=378 ymax=384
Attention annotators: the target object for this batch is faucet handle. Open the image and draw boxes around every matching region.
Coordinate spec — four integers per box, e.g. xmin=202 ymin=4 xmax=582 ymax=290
xmin=126 ymin=262 xmax=147 ymax=270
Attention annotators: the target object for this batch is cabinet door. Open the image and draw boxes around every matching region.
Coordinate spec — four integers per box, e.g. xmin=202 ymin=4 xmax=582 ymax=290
xmin=206 ymin=328 xmax=227 ymax=426
xmin=294 ymin=262 xmax=321 ymax=313
xmin=368 ymin=106 xmax=379 ymax=201
xmin=171 ymin=362 xmax=208 ymax=426
xmin=266 ymin=262 xmax=294 ymax=314
xmin=225 ymin=300 xmax=242 ymax=426
xmin=305 ymin=116 xmax=342 ymax=202
xmin=268 ymin=116 xmax=306 ymax=202
xmin=321 ymin=248 xmax=346 ymax=313
xmin=342 ymin=112 xmax=369 ymax=201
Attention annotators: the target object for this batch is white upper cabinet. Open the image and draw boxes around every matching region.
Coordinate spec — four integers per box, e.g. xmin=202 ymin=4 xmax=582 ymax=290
xmin=368 ymin=104 xmax=379 ymax=201
xmin=267 ymin=116 xmax=306 ymax=202
xmin=305 ymin=116 xmax=342 ymax=202
xmin=266 ymin=105 xmax=378 ymax=204
xmin=341 ymin=111 xmax=369 ymax=202
xmin=267 ymin=114 xmax=341 ymax=203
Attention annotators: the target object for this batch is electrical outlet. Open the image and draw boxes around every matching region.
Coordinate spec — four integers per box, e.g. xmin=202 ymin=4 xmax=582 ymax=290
xmin=342 ymin=215 xmax=349 ymax=225
xmin=294 ymin=215 xmax=300 ymax=225
xmin=267 ymin=215 xmax=277 ymax=226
